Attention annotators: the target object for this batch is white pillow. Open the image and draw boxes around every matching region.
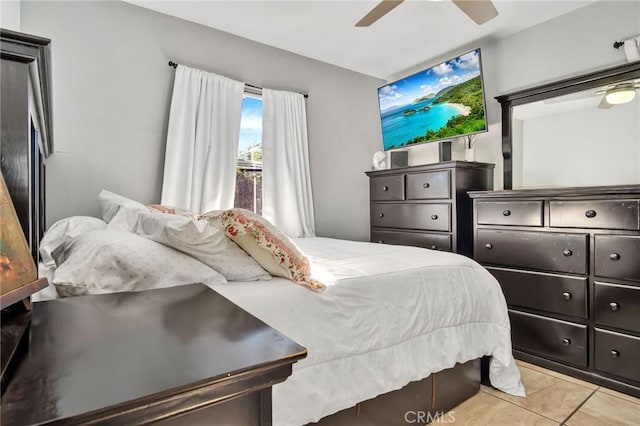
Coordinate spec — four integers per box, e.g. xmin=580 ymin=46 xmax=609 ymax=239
xmin=39 ymin=216 xmax=108 ymax=267
xmin=51 ymin=230 xmax=227 ymax=297
xmin=98 ymin=189 xmax=147 ymax=223
xmin=111 ymin=207 xmax=271 ymax=282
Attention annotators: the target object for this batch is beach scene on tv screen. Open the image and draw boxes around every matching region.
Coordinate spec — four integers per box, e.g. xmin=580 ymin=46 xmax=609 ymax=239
xmin=378 ymin=49 xmax=487 ymax=150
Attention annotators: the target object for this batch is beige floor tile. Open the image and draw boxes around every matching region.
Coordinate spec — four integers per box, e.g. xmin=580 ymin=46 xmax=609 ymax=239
xmin=566 ymin=391 xmax=640 ymax=425
xmin=439 ymin=391 xmax=558 ymax=425
xmin=514 ymin=360 xmax=598 ymax=390
xmin=484 ymin=365 xmax=593 ymax=422
xmin=598 ymin=386 xmax=640 ymax=405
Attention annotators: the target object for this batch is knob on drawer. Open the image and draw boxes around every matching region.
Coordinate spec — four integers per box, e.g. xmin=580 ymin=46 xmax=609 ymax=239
xmin=431 ymin=214 xmax=438 ymax=220
xmin=430 ymin=245 xmax=438 ymax=250
xmin=377 ymin=240 xmax=384 ymax=244
xmin=610 ymin=350 xmax=620 ymax=358
xmin=562 ymin=338 xmax=571 ymax=346
xmin=382 ymin=186 xmax=389 ymax=191
xmin=502 ymin=210 xmax=511 ymax=216
xmin=562 ymin=292 xmax=572 ymax=301
xmin=378 ymin=213 xmax=384 ymax=218
xmin=423 ymin=183 xmax=430 ymax=188
xmin=563 ymin=249 xmax=573 ymax=257
xmin=585 ymin=209 xmax=597 ymax=218
xmin=485 ymin=243 xmax=493 ymax=249
xmin=609 ymin=302 xmax=620 ymax=311
xmin=609 ymin=253 xmax=621 ymax=261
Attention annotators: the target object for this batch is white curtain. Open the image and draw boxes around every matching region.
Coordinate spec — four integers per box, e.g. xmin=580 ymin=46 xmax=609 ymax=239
xmin=161 ymin=65 xmax=244 ymax=213
xmin=262 ymin=89 xmax=316 ymax=238
xmin=623 ymin=36 xmax=640 ymax=62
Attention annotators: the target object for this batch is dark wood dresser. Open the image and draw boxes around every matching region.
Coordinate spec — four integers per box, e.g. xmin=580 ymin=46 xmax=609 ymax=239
xmin=470 ymin=185 xmax=640 ymax=397
xmin=1 ymin=284 xmax=306 ymax=425
xmin=366 ymin=161 xmax=494 ymax=256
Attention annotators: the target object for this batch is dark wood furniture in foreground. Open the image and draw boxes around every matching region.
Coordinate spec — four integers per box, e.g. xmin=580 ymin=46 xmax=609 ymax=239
xmin=1 ymin=284 xmax=306 ymax=425
xmin=471 ymin=185 xmax=640 ymax=397
xmin=366 ymin=161 xmax=494 ymax=256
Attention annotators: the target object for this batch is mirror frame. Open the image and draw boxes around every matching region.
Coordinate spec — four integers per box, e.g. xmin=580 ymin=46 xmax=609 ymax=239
xmin=496 ymin=61 xmax=640 ymax=190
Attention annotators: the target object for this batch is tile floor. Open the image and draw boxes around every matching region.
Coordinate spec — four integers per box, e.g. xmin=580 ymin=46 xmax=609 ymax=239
xmin=442 ymin=360 xmax=640 ymax=425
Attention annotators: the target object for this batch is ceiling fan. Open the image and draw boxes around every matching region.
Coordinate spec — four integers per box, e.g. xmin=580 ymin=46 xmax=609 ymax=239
xmin=544 ymin=82 xmax=640 ymax=109
xmin=355 ymin=0 xmax=498 ymax=27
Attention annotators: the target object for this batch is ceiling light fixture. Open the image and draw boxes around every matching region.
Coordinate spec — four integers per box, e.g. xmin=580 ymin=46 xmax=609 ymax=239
xmin=605 ymin=86 xmax=637 ymax=105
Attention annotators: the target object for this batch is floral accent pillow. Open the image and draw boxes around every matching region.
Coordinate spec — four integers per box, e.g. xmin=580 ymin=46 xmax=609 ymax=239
xmin=202 ymin=209 xmax=324 ymax=292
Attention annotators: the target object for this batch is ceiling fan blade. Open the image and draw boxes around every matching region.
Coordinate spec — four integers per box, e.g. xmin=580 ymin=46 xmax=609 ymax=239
xmin=452 ymin=0 xmax=498 ymax=25
xmin=355 ymin=0 xmax=404 ymax=27
xmin=598 ymin=96 xmax=615 ymax=109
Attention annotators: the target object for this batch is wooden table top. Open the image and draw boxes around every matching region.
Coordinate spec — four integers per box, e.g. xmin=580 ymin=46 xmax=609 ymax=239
xmin=1 ymin=284 xmax=306 ymax=425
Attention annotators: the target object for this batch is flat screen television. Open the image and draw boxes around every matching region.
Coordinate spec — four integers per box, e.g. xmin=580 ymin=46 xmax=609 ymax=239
xmin=377 ymin=48 xmax=488 ymax=151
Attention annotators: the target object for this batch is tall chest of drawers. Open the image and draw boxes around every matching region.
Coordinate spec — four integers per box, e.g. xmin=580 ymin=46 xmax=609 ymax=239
xmin=366 ymin=161 xmax=494 ymax=256
xmin=470 ymin=186 xmax=640 ymax=397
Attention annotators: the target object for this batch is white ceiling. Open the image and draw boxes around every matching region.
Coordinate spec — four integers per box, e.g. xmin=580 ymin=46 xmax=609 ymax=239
xmin=128 ymin=0 xmax=597 ymax=80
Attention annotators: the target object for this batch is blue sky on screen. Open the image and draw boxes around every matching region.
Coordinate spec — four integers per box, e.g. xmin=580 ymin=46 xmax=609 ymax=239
xmin=378 ymin=49 xmax=481 ymax=112
xmin=239 ymin=96 xmax=262 ymax=152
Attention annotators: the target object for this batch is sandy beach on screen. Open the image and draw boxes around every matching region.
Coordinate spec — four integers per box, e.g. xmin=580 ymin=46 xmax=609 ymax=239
xmin=449 ymin=102 xmax=471 ymax=116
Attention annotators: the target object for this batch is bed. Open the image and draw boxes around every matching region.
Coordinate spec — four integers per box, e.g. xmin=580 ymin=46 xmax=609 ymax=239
xmin=34 ymin=207 xmax=525 ymax=426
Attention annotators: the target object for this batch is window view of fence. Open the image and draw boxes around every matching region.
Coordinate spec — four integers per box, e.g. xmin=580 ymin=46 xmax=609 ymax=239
xmin=236 ymin=95 xmax=263 ymax=214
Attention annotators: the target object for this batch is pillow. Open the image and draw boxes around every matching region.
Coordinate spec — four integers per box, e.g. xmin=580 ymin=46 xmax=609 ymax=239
xmin=112 ymin=207 xmax=270 ymax=282
xmin=39 ymin=216 xmax=108 ymax=267
xmin=51 ymin=230 xmax=227 ymax=297
xmin=98 ymin=189 xmax=147 ymax=223
xmin=147 ymin=204 xmax=197 ymax=218
xmin=202 ymin=209 xmax=324 ymax=292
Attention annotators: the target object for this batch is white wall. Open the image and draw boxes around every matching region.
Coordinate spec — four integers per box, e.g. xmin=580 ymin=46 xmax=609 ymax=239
xmin=1 ymin=0 xmax=20 ymax=30
xmin=522 ymin=101 xmax=640 ymax=187
xmin=387 ymin=0 xmax=640 ymax=189
xmin=21 ymin=1 xmax=384 ymax=241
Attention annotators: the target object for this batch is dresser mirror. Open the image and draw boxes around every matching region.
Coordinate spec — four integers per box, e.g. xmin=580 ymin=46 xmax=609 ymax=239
xmin=497 ymin=62 xmax=640 ymax=190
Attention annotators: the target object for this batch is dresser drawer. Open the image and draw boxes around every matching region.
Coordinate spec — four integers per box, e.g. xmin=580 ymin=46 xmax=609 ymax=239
xmin=595 ymin=328 xmax=640 ymax=383
xmin=477 ymin=201 xmax=543 ymax=226
xmin=550 ymin=200 xmax=639 ymax=230
xmin=595 ymin=282 xmax=640 ymax=333
xmin=510 ymin=310 xmax=587 ymax=367
xmin=594 ymin=235 xmax=640 ymax=282
xmin=371 ymin=230 xmax=452 ymax=251
xmin=370 ymin=175 xmax=404 ymax=201
xmin=476 ymin=230 xmax=588 ymax=274
xmin=371 ymin=203 xmax=451 ymax=231
xmin=406 ymin=171 xmax=451 ymax=200
xmin=488 ymin=267 xmax=587 ymax=318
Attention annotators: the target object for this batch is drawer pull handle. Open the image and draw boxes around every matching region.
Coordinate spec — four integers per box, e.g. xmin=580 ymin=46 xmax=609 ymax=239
xmin=562 ymin=338 xmax=571 ymax=346
xmin=502 ymin=210 xmax=511 ymax=216
xmin=609 ymin=253 xmax=621 ymax=261
xmin=562 ymin=292 xmax=572 ymax=301
xmin=585 ymin=210 xmax=597 ymax=218
xmin=610 ymin=350 xmax=620 ymax=358
xmin=382 ymin=186 xmax=389 ymax=192
xmin=430 ymin=245 xmax=438 ymax=250
xmin=378 ymin=213 xmax=384 ymax=218
xmin=377 ymin=240 xmax=384 ymax=244
xmin=431 ymin=214 xmax=438 ymax=220
xmin=423 ymin=183 xmax=430 ymax=189
xmin=563 ymin=249 xmax=573 ymax=257
xmin=485 ymin=243 xmax=493 ymax=249
xmin=609 ymin=302 xmax=620 ymax=311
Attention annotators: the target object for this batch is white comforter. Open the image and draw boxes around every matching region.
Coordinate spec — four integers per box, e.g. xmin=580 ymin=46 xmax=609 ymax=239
xmin=211 ymin=237 xmax=525 ymax=426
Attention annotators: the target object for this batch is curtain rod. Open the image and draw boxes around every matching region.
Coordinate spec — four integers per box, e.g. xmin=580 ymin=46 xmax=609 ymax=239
xmin=168 ymin=61 xmax=308 ymax=99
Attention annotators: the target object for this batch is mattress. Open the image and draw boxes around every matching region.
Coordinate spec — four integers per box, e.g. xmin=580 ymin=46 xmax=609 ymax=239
xmin=211 ymin=237 xmax=525 ymax=426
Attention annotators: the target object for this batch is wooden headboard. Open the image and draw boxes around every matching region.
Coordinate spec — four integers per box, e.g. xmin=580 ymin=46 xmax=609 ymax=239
xmin=0 ymin=29 xmax=53 ymax=263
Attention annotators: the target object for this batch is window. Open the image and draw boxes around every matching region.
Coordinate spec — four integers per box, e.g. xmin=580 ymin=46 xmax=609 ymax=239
xmin=235 ymin=95 xmax=263 ymax=214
